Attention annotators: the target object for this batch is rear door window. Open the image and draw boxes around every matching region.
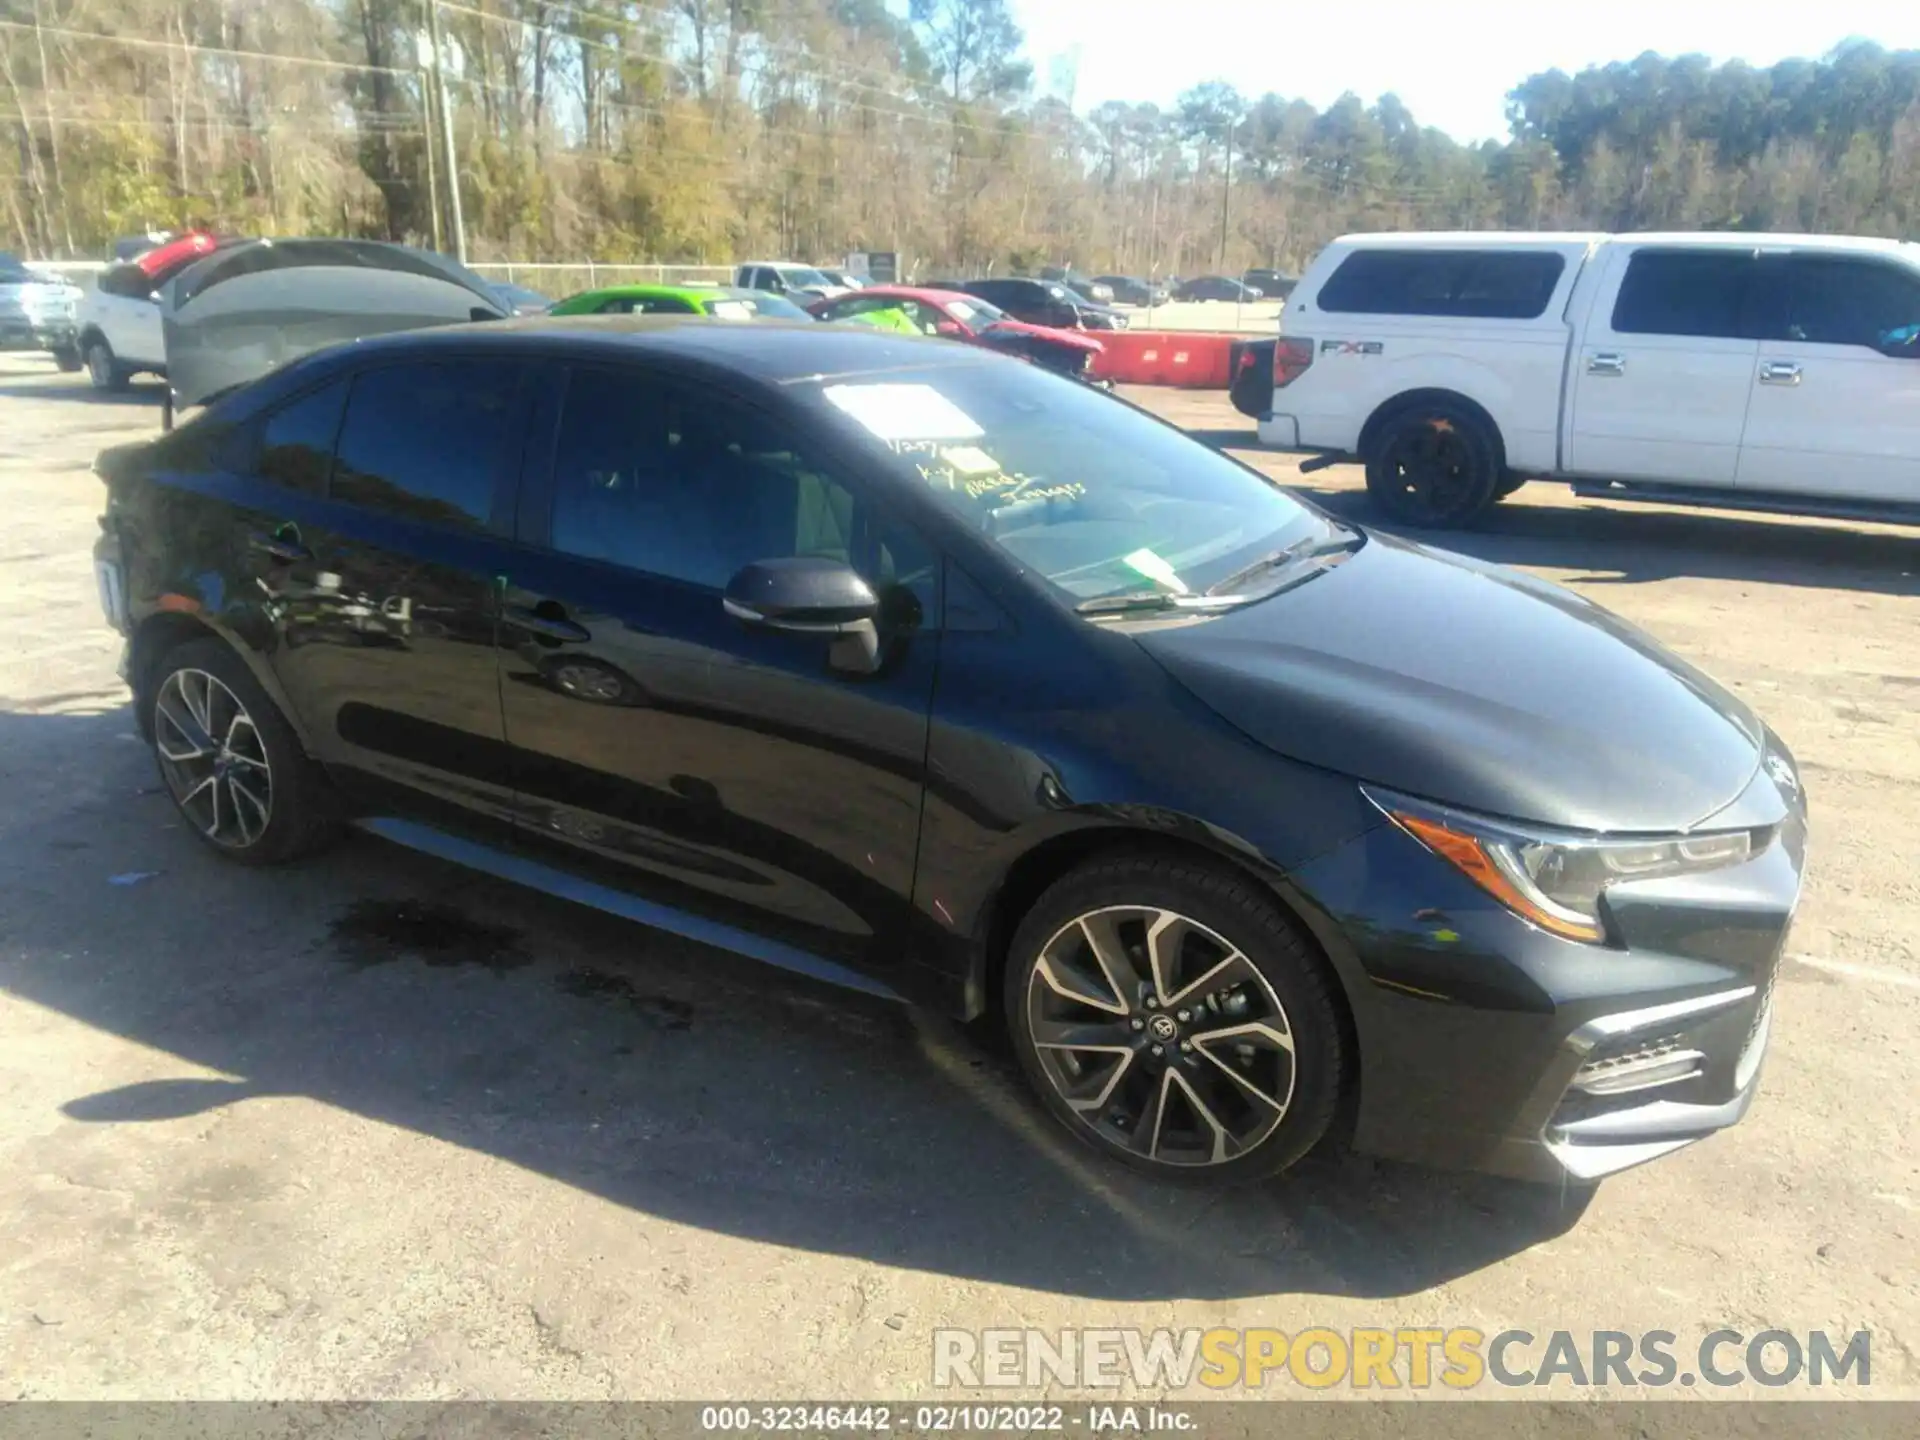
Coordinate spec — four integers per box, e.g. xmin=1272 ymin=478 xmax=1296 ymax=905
xmin=330 ymin=359 xmax=523 ymax=530
xmin=1316 ymin=250 xmax=1566 ymax=319
xmin=1610 ymin=250 xmax=1759 ymax=339
xmin=256 ymin=378 xmax=348 ymax=494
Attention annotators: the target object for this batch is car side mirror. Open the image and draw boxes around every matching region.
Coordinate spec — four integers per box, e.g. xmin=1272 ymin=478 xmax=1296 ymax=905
xmin=723 ymin=557 xmax=882 ymax=673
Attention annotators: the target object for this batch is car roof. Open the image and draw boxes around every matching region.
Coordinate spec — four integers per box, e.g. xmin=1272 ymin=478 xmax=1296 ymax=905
xmin=1327 ymin=230 xmax=1920 ymax=260
xmin=568 ymin=281 xmax=725 ymax=302
xmin=828 ymin=285 xmax=975 ymax=304
xmin=299 ymin=314 xmax=995 ymax=385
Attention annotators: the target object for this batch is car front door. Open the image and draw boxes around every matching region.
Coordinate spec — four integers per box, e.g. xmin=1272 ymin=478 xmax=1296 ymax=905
xmin=1734 ymin=252 xmax=1920 ymax=503
xmin=249 ymin=355 xmax=530 ymax=832
xmin=1564 ymin=246 xmax=1762 ymax=487
xmin=496 ymin=362 xmax=942 ymax=984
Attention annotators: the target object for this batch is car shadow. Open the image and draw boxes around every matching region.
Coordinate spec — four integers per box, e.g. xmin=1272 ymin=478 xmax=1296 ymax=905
xmin=0 ymin=370 xmax=164 ymax=405
xmin=0 ymin=704 xmax=1590 ymax=1304
xmin=1289 ymin=486 xmax=1920 ymax=597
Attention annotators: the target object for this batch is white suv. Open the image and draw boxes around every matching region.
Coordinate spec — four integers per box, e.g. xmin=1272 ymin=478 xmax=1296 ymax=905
xmin=1253 ymin=231 xmax=1920 ymax=528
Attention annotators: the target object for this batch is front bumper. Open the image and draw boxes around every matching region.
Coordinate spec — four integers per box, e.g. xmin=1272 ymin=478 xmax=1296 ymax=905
xmin=1289 ymin=740 xmax=1805 ymax=1184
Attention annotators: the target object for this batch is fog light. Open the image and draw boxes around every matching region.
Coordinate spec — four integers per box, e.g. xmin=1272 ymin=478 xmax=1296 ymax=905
xmin=1571 ymin=1043 xmax=1705 ymax=1097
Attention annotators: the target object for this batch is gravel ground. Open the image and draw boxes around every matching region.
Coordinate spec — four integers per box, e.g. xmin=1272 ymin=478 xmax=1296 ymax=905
xmin=0 ymin=355 xmax=1915 ymax=1408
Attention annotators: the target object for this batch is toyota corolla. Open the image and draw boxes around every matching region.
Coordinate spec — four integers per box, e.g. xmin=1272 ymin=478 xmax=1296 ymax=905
xmin=92 ymin=315 xmax=1803 ymax=1185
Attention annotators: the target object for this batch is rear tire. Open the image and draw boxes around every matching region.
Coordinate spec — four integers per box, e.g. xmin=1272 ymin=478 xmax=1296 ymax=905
xmin=148 ymin=638 xmax=341 ymax=866
xmin=1004 ymin=851 xmax=1346 ymax=1183
xmin=1364 ymin=402 xmax=1501 ymax=528
xmin=84 ymin=336 xmax=128 ymax=392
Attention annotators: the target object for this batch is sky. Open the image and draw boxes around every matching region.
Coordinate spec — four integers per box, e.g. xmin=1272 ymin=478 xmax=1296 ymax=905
xmin=1005 ymin=0 xmax=1920 ymax=144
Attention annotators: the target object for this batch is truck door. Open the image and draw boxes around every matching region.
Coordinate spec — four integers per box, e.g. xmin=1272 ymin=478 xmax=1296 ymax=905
xmin=1734 ymin=252 xmax=1920 ymax=504
xmin=1564 ymin=246 xmax=1762 ymax=488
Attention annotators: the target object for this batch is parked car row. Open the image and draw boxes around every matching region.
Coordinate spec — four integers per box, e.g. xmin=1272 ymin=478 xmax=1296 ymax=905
xmin=89 ymin=250 xmax=1802 ymax=1190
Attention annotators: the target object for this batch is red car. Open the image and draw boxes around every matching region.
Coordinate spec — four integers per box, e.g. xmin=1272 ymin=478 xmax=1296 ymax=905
xmin=807 ymin=285 xmax=1106 ymax=384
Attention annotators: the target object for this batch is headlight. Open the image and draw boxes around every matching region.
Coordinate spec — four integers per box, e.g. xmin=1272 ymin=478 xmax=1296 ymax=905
xmin=1364 ymin=787 xmax=1759 ymax=943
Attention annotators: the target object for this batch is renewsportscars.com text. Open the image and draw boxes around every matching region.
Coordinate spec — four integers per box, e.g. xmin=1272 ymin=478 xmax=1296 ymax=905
xmin=932 ymin=1327 xmax=1872 ymax=1391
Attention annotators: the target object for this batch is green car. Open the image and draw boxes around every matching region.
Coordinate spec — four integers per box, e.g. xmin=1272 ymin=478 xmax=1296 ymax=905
xmin=547 ymin=282 xmax=814 ymax=321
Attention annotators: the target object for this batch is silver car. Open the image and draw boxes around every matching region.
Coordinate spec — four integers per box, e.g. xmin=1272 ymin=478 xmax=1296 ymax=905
xmin=0 ymin=253 xmax=82 ymax=369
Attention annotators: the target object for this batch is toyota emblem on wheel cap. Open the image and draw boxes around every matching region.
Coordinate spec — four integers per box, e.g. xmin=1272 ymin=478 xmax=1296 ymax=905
xmin=1148 ymin=1014 xmax=1179 ymax=1042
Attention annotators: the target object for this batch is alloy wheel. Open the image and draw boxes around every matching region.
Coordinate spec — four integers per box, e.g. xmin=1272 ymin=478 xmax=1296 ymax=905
xmin=1025 ymin=905 xmax=1296 ymax=1167
xmin=154 ymin=668 xmax=274 ymax=849
xmin=1382 ymin=419 xmax=1475 ymax=517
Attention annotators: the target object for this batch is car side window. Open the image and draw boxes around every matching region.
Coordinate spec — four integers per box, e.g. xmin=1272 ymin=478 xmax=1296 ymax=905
xmin=99 ymin=264 xmax=151 ymax=300
xmin=255 ymin=378 xmax=348 ymax=495
xmin=1783 ymin=258 xmax=1920 ymax=350
xmin=330 ymin=360 xmax=521 ymax=530
xmin=547 ymin=366 xmax=937 ymax=609
xmin=1610 ymin=250 xmax=1758 ymax=339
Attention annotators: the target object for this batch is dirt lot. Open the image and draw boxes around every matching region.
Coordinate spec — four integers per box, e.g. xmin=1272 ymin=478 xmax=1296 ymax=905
xmin=0 ymin=354 xmax=1916 ymax=1404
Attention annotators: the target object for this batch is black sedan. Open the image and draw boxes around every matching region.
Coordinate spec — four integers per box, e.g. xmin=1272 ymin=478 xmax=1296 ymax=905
xmin=949 ymin=277 xmax=1130 ymax=331
xmin=1094 ymin=275 xmax=1170 ymax=307
xmin=94 ymin=317 xmax=1800 ymax=1186
xmin=1175 ymin=274 xmax=1265 ymax=302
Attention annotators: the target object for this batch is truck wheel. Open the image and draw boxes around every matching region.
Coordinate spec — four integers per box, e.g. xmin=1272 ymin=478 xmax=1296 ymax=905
xmin=52 ymin=343 xmax=83 ymax=373
xmin=1365 ymin=403 xmax=1501 ymax=528
xmin=84 ymin=337 xmax=129 ymax=392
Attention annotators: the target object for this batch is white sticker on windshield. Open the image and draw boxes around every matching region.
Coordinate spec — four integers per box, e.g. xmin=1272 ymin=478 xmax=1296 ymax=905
xmin=1122 ymin=548 xmax=1189 ymax=594
xmin=940 ymin=445 xmax=1001 ymax=477
xmin=824 ymin=383 xmax=985 ymax=442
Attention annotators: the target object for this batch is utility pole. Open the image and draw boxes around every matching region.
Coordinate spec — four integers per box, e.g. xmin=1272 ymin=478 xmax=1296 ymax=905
xmin=418 ymin=1 xmax=443 ymax=254
xmin=423 ymin=0 xmax=466 ymax=262
xmin=1218 ymin=118 xmax=1235 ymax=268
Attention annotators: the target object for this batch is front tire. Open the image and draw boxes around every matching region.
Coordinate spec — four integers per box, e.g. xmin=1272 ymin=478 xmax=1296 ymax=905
xmin=149 ymin=638 xmax=340 ymax=865
xmin=1364 ymin=402 xmax=1501 ymax=528
xmin=1005 ymin=852 xmax=1346 ymax=1182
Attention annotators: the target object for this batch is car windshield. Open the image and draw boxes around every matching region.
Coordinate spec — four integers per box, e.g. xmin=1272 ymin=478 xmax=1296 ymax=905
xmin=711 ymin=292 xmax=811 ymax=320
xmin=806 ymin=363 xmax=1341 ymax=605
xmin=777 ymin=266 xmax=833 ymax=288
xmin=946 ymin=297 xmax=1003 ymax=326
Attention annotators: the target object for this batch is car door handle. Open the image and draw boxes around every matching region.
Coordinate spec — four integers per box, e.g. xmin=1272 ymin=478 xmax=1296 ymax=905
xmin=1586 ymin=352 xmax=1626 ymax=376
xmin=248 ymin=530 xmax=313 ymax=563
xmin=1759 ymin=361 xmax=1803 ymax=386
xmin=505 ymin=604 xmax=590 ymax=643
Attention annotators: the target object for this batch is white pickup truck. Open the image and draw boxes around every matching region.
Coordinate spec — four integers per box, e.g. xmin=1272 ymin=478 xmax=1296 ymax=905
xmin=1247 ymin=231 xmax=1920 ymax=528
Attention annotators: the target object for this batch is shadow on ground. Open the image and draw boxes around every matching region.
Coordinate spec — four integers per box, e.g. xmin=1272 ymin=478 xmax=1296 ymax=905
xmin=0 ymin=704 xmax=1592 ymax=1304
xmin=0 ymin=368 xmax=164 ymax=405
xmin=1293 ymin=485 xmax=1920 ymax=597
xmin=1169 ymin=425 xmax=1920 ymax=597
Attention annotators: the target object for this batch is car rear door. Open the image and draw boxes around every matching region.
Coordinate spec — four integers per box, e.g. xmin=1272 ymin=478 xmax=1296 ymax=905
xmin=495 ymin=360 xmax=943 ymax=985
xmin=1734 ymin=251 xmax=1920 ymax=503
xmin=247 ymin=354 xmax=531 ymax=833
xmin=1564 ymin=245 xmax=1762 ymax=487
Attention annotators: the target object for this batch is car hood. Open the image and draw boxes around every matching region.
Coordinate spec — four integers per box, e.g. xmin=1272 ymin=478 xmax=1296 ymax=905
xmin=1133 ymin=533 xmax=1765 ymax=833
xmin=161 ymin=239 xmax=506 ymax=409
xmin=979 ymin=319 xmax=1104 ymax=353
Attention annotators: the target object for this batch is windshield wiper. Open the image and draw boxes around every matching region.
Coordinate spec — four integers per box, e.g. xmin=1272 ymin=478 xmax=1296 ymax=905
xmin=1075 ymin=591 xmax=1251 ymax=617
xmin=1204 ymin=530 xmax=1361 ymax=597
